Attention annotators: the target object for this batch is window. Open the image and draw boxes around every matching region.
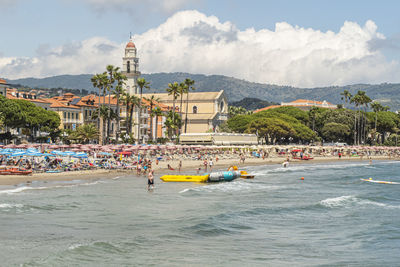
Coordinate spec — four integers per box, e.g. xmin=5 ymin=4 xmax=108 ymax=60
xmin=76 ymin=113 xmax=79 ymax=120
xmin=85 ymin=110 xmax=88 ymax=118
xmin=220 ymin=101 xmax=225 ymax=112
xmin=67 ymin=112 xmax=70 ymax=119
xmin=193 ymin=106 xmax=198 ymax=114
xmin=127 ymin=61 xmax=130 ymax=73
xmin=64 ymin=112 xmax=66 ymax=119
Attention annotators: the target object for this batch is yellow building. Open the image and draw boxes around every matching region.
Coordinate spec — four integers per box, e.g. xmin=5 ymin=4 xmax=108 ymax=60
xmin=142 ymin=90 xmax=228 ymax=134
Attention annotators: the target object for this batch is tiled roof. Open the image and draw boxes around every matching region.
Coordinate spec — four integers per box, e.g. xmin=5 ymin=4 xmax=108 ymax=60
xmin=254 ymin=105 xmax=280 ymax=113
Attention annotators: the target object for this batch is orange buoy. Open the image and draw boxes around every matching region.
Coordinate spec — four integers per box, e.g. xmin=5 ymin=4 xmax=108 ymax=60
xmin=300 ymin=177 xmax=304 ymax=180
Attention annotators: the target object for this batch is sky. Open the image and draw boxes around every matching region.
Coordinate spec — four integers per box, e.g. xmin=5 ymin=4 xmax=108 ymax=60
xmin=1 ymin=0 xmax=400 ymax=87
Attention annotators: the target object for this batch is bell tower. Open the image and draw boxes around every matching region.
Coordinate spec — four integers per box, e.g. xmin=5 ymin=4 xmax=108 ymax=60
xmin=122 ymin=38 xmax=140 ymax=95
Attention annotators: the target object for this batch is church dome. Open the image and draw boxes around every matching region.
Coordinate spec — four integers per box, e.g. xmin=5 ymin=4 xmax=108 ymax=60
xmin=126 ymin=41 xmax=135 ymax=48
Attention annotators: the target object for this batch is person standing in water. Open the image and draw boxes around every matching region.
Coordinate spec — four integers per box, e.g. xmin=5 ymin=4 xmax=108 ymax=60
xmin=147 ymin=170 xmax=154 ymax=190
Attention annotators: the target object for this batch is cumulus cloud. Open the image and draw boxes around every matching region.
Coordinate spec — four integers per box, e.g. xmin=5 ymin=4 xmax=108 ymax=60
xmin=1 ymin=10 xmax=399 ymax=87
xmin=0 ymin=37 xmax=123 ymax=79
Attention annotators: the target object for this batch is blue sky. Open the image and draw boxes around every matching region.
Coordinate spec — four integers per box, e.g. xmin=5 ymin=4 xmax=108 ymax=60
xmin=1 ymin=0 xmax=399 ymax=86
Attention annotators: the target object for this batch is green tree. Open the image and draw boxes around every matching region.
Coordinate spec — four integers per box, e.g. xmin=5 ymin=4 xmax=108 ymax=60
xmin=227 ymin=114 xmax=253 ymax=133
xmin=152 ymin=107 xmax=163 ymax=141
xmin=183 ymin=78 xmax=195 ymax=133
xmin=76 ymin=123 xmax=99 ymax=144
xmin=166 ymin=82 xmax=180 ymax=141
xmin=321 ymin=122 xmax=351 ymax=142
xmin=137 ymin=77 xmax=150 ymax=143
xmin=112 ymin=70 xmax=127 ymax=143
xmin=144 ymin=95 xmax=160 ymax=142
xmin=164 ymin=110 xmax=182 ymax=139
xmin=246 ymin=117 xmax=296 ymax=144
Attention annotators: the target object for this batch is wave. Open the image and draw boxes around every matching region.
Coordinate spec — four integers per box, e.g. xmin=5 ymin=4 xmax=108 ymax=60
xmin=253 ymin=162 xmax=371 ymax=176
xmin=0 ymin=203 xmax=24 ymax=209
xmin=179 ymin=180 xmax=285 ymax=194
xmin=0 ymin=180 xmax=105 ymax=195
xmin=320 ymin=195 xmax=400 ymax=209
xmin=0 ymin=186 xmax=47 ymax=195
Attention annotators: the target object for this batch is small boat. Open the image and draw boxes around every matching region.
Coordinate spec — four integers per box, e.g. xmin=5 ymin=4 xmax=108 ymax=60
xmin=160 ymin=174 xmax=209 ymax=182
xmin=361 ymin=178 xmax=399 ymax=185
xmin=0 ymin=168 xmax=32 ymax=175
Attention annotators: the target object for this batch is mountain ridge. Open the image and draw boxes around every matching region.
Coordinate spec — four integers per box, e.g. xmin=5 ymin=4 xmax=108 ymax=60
xmin=6 ymin=73 xmax=400 ymax=110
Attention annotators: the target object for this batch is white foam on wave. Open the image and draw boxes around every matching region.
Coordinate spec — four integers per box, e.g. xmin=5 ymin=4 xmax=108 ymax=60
xmin=320 ymin=195 xmax=400 ymax=209
xmin=253 ymin=162 xmax=370 ymax=176
xmin=0 ymin=180 xmax=104 ymax=195
xmin=179 ymin=180 xmax=284 ymax=194
xmin=0 ymin=186 xmax=47 ymax=195
xmin=0 ymin=203 xmax=24 ymax=209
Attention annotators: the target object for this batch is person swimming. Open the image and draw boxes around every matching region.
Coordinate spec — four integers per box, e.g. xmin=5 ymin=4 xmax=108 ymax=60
xmin=282 ymin=161 xmax=289 ymax=168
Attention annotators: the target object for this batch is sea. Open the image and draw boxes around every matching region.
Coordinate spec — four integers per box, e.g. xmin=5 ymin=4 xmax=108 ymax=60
xmin=1 ymin=160 xmax=400 ymax=266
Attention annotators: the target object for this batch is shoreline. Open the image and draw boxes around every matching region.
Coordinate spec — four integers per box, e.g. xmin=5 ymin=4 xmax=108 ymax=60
xmin=0 ymin=155 xmax=396 ymax=186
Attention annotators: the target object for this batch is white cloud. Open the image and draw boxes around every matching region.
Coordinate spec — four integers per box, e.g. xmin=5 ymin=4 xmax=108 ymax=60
xmin=1 ymin=10 xmax=399 ymax=87
xmin=0 ymin=37 xmax=123 ymax=79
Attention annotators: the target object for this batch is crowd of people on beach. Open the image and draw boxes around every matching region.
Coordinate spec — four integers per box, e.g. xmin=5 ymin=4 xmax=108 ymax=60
xmin=1 ymin=144 xmax=400 ymax=179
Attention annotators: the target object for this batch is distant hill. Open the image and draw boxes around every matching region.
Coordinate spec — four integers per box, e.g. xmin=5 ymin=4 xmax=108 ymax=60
xmin=7 ymin=73 xmax=400 ymax=110
xmin=230 ymin=98 xmax=278 ymax=111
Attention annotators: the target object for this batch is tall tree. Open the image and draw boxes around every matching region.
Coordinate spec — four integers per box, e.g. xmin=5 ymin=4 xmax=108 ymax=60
xmin=144 ymin=95 xmax=160 ymax=142
xmin=166 ymin=82 xmax=180 ymax=141
xmin=178 ymin=82 xmax=188 ymax=134
xmin=340 ymin=89 xmax=352 ymax=108
xmin=113 ymin=71 xmax=127 ymax=143
xmin=183 ymin=78 xmax=195 ymax=133
xmin=137 ymin=77 xmax=150 ymax=143
xmin=152 ymin=107 xmax=163 ymax=142
xmin=91 ymin=72 xmax=108 ymax=144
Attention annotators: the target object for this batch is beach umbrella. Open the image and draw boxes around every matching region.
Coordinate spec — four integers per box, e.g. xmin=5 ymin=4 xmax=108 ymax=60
xmin=10 ymin=151 xmax=26 ymax=157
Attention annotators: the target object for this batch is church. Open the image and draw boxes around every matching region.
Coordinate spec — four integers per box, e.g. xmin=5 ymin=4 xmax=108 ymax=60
xmin=121 ymin=38 xmax=229 ymax=142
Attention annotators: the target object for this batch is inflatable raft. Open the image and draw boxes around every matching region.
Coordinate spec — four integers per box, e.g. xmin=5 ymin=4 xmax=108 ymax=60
xmin=160 ymin=171 xmax=241 ymax=183
xmin=160 ymin=174 xmax=209 ymax=182
xmin=240 ymin=170 xmax=255 ymax=179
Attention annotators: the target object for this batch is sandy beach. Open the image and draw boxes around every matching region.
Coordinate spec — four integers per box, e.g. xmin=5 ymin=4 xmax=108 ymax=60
xmin=0 ymin=154 xmax=395 ymax=186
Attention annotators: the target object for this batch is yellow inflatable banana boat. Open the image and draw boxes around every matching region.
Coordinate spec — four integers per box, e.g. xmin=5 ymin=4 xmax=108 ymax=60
xmin=240 ymin=170 xmax=255 ymax=179
xmin=160 ymin=174 xmax=209 ymax=183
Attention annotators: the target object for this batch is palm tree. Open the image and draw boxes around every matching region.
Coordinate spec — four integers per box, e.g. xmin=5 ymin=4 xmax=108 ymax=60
xmin=166 ymin=82 xmax=180 ymax=141
xmin=76 ymin=123 xmax=99 ymax=144
xmin=113 ymin=71 xmax=127 ymax=143
xmin=340 ymin=89 xmax=352 ymax=108
xmin=164 ymin=110 xmax=182 ymax=139
xmin=178 ymin=82 xmax=188 ymax=133
xmin=91 ymin=72 xmax=108 ymax=144
xmin=121 ymin=92 xmax=140 ymax=136
xmin=350 ymin=93 xmax=361 ymax=145
xmin=184 ymin=78 xmax=195 ymax=133
xmin=152 ymin=107 xmax=163 ymax=142
xmin=144 ymin=95 xmax=160 ymax=142
xmin=137 ymin=78 xmax=150 ymax=143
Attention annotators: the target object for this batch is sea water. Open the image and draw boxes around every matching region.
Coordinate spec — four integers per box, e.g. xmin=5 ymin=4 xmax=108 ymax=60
xmin=1 ymin=161 xmax=400 ymax=266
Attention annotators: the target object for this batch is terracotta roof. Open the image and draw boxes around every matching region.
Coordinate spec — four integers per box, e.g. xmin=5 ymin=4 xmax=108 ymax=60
xmin=288 ymin=99 xmax=334 ymax=105
xmin=254 ymin=105 xmax=280 ymax=113
xmin=126 ymin=41 xmax=135 ymax=48
xmin=0 ymin=79 xmax=6 ymax=84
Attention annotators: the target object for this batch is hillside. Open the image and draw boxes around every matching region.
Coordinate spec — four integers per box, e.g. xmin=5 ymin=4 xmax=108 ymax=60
xmin=7 ymin=73 xmax=400 ymax=110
